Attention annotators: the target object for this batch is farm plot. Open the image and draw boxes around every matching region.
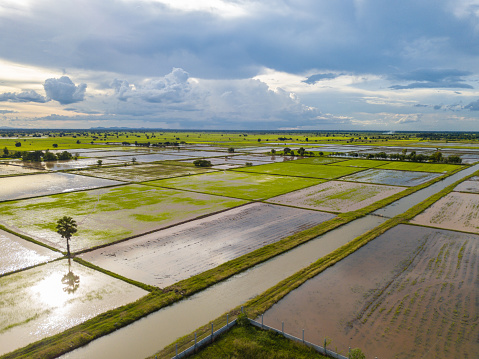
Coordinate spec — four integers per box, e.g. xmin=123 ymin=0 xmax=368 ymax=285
xmin=328 ymin=159 xmax=390 ymax=168
xmin=160 ymin=150 xmax=230 ymax=158
xmin=290 ymin=157 xmax=346 ymax=165
xmin=453 ymin=176 xmax=479 ymax=193
xmin=267 ymin=181 xmax=404 ymax=212
xmin=233 ymin=163 xmax=363 ymax=179
xmin=262 ymin=224 xmax=479 ymax=359
xmin=76 ymin=150 xmax=149 ymax=158
xmin=0 ymin=259 xmax=147 ymax=356
xmin=0 ymin=229 xmax=61 ymax=275
xmin=42 ymin=157 xmax=124 ymax=170
xmin=341 ymin=168 xmax=441 ymax=186
xmin=80 ymin=203 xmax=335 ymax=288
xmin=145 ymin=171 xmax=323 ymax=200
xmin=103 ymin=153 xmax=194 ymax=163
xmin=378 ymin=162 xmax=462 ymax=173
xmin=0 ymin=184 xmax=246 ymax=252
xmin=75 ymin=163 xmax=215 ymax=182
xmin=0 ymin=172 xmax=123 ymax=202
xmin=410 ymin=192 xmax=479 ymax=233
xmin=0 ymin=164 xmax=45 ymax=176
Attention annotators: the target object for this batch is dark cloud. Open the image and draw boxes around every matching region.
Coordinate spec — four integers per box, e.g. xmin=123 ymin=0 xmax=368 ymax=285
xmin=389 ymin=69 xmax=473 ymax=89
xmin=43 ymin=76 xmax=87 ymax=104
xmin=0 ymin=90 xmax=47 ymax=103
xmin=0 ymin=109 xmax=17 ymax=114
xmin=0 ymin=0 xmax=478 ymax=79
xmin=303 ymin=73 xmax=342 ymax=84
xmin=465 ymin=99 xmax=479 ymax=111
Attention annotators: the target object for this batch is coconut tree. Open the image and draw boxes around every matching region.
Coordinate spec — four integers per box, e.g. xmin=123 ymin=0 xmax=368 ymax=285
xmin=56 ymin=216 xmax=78 ymax=257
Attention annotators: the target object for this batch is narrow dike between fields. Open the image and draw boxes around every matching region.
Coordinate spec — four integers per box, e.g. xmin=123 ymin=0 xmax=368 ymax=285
xmin=60 ymin=163 xmax=479 ymax=359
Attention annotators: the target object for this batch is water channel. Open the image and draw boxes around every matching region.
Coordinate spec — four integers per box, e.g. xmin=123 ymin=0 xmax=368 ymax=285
xmin=60 ymin=163 xmax=479 ymax=359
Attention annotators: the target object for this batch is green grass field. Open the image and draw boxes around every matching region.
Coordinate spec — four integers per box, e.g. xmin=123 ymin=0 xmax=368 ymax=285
xmin=0 ymin=184 xmax=246 ymax=252
xmin=188 ymin=320 xmax=328 ymax=359
xmin=289 ymin=157 xmax=346 ymax=165
xmin=328 ymin=159 xmax=390 ymax=168
xmin=145 ymin=171 xmax=323 ymax=200
xmin=233 ymin=162 xmax=364 ymax=179
xmin=377 ymin=161 xmax=463 ymax=173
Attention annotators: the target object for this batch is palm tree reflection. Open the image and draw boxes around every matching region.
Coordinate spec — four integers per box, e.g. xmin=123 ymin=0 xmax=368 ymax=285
xmin=62 ymin=258 xmax=80 ymax=294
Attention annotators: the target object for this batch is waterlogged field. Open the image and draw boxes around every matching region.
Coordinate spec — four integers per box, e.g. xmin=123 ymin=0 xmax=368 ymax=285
xmin=102 ymin=153 xmax=194 ymax=163
xmin=341 ymin=168 xmax=441 ymax=186
xmin=262 ymin=225 xmax=479 ymax=359
xmin=0 ymin=259 xmax=147 ymax=356
xmin=0 ymin=184 xmax=246 ymax=252
xmin=80 ymin=203 xmax=336 ymax=288
xmin=234 ymin=162 xmax=363 ymax=179
xmin=75 ymin=163 xmax=215 ymax=182
xmin=453 ymin=176 xmax=479 ymax=193
xmin=0 ymin=164 xmax=45 ymax=177
xmin=410 ymin=192 xmax=479 ymax=233
xmin=267 ymin=181 xmax=404 ymax=213
xmin=378 ymin=162 xmax=462 ymax=173
xmin=0 ymin=173 xmax=123 ymax=201
xmin=146 ymin=171 xmax=323 ymax=200
xmin=0 ymin=229 xmax=61 ymax=275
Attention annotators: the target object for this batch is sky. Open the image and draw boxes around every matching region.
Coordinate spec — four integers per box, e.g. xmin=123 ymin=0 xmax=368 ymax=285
xmin=1 ymin=0 xmax=479 ymax=131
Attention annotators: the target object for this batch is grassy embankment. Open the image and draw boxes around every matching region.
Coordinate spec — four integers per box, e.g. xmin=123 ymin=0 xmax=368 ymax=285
xmin=155 ymin=168 xmax=476 ymax=358
xmin=0 ymin=166 xmax=465 ymax=359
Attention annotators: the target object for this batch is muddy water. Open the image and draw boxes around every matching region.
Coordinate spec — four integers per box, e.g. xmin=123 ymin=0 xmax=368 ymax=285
xmin=374 ymin=163 xmax=479 ymax=218
xmin=60 ymin=215 xmax=386 ymax=359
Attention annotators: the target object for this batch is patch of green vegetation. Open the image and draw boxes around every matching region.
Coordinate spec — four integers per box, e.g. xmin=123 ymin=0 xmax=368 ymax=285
xmin=145 ymin=171 xmax=323 ymax=200
xmin=378 ymin=162 xmax=463 ymax=173
xmin=233 ymin=162 xmax=364 ymax=180
xmin=188 ymin=323 xmax=328 ymax=359
xmin=289 ymin=157 xmax=346 ymax=165
xmin=328 ymin=159 xmax=391 ymax=168
xmin=0 ymin=184 xmax=246 ymax=251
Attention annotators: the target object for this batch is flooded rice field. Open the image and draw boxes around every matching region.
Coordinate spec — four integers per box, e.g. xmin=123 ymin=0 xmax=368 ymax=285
xmin=61 ymin=215 xmax=386 ymax=359
xmin=159 ymin=150 xmax=229 ymax=158
xmin=0 ymin=163 xmax=45 ymax=176
xmin=0 ymin=229 xmax=61 ymax=275
xmin=145 ymin=171 xmax=323 ymax=200
xmin=0 ymin=259 xmax=147 ymax=356
xmin=80 ymin=203 xmax=335 ymax=288
xmin=328 ymin=159 xmax=390 ymax=168
xmin=0 ymin=184 xmax=246 ymax=252
xmin=75 ymin=163 xmax=215 ymax=182
xmin=0 ymin=172 xmax=123 ymax=201
xmin=341 ymin=168 xmax=441 ymax=187
xmin=102 ymin=153 xmax=193 ymax=163
xmin=410 ymin=192 xmax=479 ymax=233
xmin=267 ymin=181 xmax=404 ymax=212
xmin=453 ymin=176 xmax=479 ymax=193
xmin=236 ymin=162 xmax=364 ymax=180
xmin=261 ymin=224 xmax=479 ymax=359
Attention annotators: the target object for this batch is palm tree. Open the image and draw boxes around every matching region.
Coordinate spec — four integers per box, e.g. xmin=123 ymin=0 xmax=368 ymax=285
xmin=56 ymin=216 xmax=78 ymax=257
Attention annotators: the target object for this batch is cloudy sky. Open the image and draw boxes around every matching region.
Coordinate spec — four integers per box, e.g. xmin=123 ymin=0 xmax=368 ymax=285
xmin=1 ymin=0 xmax=479 ymax=130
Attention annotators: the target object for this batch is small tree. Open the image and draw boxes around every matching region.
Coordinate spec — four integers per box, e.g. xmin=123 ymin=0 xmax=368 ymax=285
xmin=97 ymin=159 xmax=103 ymax=166
xmin=228 ymin=147 xmax=235 ymax=153
xmin=56 ymin=216 xmax=77 ymax=257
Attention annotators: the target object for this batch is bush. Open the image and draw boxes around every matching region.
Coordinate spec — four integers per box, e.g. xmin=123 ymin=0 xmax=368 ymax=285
xmin=193 ymin=159 xmax=212 ymax=167
xmin=228 ymin=147 xmax=235 ymax=153
xmin=350 ymin=348 xmax=366 ymax=359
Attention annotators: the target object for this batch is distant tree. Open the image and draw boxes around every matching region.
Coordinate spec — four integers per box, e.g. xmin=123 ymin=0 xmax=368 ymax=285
xmin=3 ymin=147 xmax=8 ymax=156
xmin=271 ymin=149 xmax=276 ymax=155
xmin=15 ymin=141 xmax=21 ymax=147
xmin=56 ymin=216 xmax=78 ymax=257
xmin=283 ymin=147 xmax=291 ymax=155
xmin=76 ymin=140 xmax=81 ymax=144
xmin=52 ymin=143 xmax=58 ymax=148
xmin=227 ymin=147 xmax=235 ymax=153
xmin=132 ymin=157 xmax=137 ymax=164
xmin=57 ymin=151 xmax=73 ymax=160
xmin=43 ymin=150 xmax=58 ymax=161
xmin=193 ymin=159 xmax=212 ymax=167
xmin=245 ymin=162 xmax=253 ymax=166
xmin=97 ymin=159 xmax=103 ymax=166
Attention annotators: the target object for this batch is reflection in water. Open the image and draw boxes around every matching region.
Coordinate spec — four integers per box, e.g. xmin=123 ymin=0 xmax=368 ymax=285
xmin=61 ymin=259 xmax=80 ymax=294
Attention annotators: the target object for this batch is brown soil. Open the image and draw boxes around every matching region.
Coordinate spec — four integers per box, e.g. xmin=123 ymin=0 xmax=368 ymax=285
xmin=261 ymin=225 xmax=479 ymax=359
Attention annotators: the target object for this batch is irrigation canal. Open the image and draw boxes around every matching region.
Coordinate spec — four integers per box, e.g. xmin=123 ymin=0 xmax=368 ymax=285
xmin=60 ymin=163 xmax=479 ymax=359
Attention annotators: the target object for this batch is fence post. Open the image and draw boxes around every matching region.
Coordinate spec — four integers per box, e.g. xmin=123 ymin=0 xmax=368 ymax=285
xmin=349 ymin=347 xmax=351 ymax=358
xmin=282 ymin=321 xmax=284 ymax=335
xmin=302 ymin=329 xmax=304 ymax=344
xmin=194 ymin=333 xmax=197 ymax=352
xmin=175 ymin=343 xmax=178 ymax=358
xmin=241 ymin=306 xmax=243 ymax=313
xmin=261 ymin=314 xmax=264 ymax=328
xmin=227 ymin=314 xmax=229 ymax=326
xmin=211 ymin=323 xmax=214 ymax=343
